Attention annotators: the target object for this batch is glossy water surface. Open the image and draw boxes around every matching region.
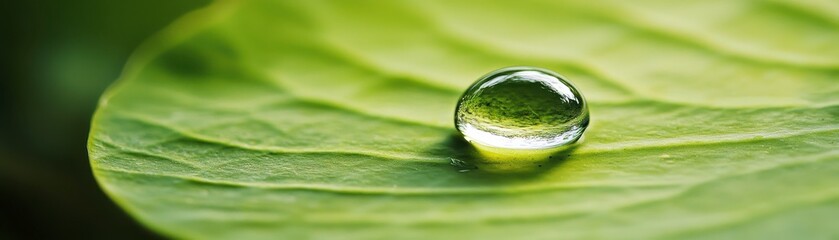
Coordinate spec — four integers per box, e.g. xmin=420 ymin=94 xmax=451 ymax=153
xmin=455 ymin=66 xmax=589 ymax=150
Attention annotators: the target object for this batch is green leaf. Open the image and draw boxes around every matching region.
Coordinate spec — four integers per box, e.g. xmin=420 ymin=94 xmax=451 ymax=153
xmin=88 ymin=0 xmax=839 ymax=239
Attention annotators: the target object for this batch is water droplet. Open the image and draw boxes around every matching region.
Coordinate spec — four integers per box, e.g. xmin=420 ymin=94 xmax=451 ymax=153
xmin=449 ymin=157 xmax=468 ymax=167
xmin=449 ymin=157 xmax=476 ymax=172
xmin=455 ymin=66 xmax=589 ymax=153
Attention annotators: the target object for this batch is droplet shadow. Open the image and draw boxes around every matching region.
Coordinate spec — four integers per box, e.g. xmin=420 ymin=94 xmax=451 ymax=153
xmin=433 ymin=132 xmax=579 ymax=180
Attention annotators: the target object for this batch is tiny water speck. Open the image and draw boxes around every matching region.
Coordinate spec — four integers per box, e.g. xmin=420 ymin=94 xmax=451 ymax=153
xmin=455 ymin=66 xmax=589 ymax=150
xmin=449 ymin=158 xmax=469 ymax=167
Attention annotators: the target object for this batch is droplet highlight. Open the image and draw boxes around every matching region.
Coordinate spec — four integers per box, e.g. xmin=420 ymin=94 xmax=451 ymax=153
xmin=455 ymin=66 xmax=589 ymax=155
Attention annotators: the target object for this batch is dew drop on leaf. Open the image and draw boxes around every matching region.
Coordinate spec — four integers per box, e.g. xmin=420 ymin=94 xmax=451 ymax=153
xmin=455 ymin=66 xmax=589 ymax=150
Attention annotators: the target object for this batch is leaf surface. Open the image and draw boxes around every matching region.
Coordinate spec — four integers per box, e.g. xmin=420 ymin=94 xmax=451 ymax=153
xmin=88 ymin=0 xmax=839 ymax=239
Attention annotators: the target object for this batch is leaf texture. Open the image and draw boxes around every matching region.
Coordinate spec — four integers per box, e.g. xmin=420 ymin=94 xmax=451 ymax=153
xmin=88 ymin=0 xmax=839 ymax=239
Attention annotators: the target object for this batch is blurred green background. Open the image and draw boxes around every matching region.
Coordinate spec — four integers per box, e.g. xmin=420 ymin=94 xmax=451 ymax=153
xmin=0 ymin=0 xmax=208 ymax=238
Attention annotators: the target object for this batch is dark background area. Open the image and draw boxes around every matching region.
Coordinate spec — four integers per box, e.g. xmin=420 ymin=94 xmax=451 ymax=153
xmin=0 ymin=0 xmax=209 ymax=238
